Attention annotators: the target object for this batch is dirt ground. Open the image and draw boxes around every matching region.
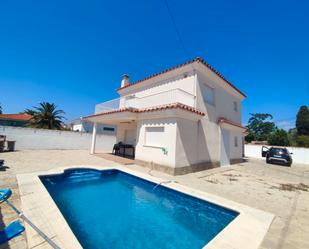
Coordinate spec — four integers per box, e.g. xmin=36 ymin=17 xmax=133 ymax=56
xmin=1 ymin=150 xmax=308 ymax=249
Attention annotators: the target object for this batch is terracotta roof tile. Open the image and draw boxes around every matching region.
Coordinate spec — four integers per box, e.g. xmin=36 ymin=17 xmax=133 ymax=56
xmin=217 ymin=117 xmax=246 ymax=129
xmin=117 ymin=57 xmax=246 ymax=98
xmin=83 ymin=103 xmax=205 ymax=119
xmin=0 ymin=113 xmax=32 ymax=121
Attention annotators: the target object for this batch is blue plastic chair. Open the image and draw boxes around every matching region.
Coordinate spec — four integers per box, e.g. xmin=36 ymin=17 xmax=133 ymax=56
xmin=0 ymin=221 xmax=25 ymax=244
xmin=0 ymin=188 xmax=25 ymax=244
xmin=0 ymin=189 xmax=12 ymax=204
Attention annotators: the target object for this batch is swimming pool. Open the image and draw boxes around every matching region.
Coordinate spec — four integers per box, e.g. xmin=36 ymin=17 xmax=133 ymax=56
xmin=40 ymin=169 xmax=238 ymax=249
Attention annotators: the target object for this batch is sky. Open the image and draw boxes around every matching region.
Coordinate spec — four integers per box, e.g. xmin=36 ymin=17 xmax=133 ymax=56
xmin=0 ymin=0 xmax=308 ymax=129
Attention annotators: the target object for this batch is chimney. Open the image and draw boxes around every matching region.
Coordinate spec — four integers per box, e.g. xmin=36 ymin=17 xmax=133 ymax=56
xmin=121 ymin=74 xmax=129 ymax=88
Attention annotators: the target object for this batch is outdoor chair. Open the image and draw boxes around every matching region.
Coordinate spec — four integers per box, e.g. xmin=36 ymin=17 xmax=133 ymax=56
xmin=0 ymin=188 xmax=25 ymax=244
xmin=0 ymin=221 xmax=25 ymax=244
xmin=0 ymin=141 xmax=4 ymax=153
xmin=113 ymin=142 xmax=123 ymax=155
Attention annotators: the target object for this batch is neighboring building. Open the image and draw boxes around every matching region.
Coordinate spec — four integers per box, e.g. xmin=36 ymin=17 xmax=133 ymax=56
xmin=70 ymin=119 xmax=116 ymax=135
xmin=0 ymin=113 xmax=32 ymax=127
xmin=84 ymin=57 xmax=247 ymax=175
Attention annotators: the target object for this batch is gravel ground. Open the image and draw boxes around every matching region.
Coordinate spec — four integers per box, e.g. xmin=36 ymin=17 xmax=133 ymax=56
xmin=0 ymin=150 xmax=309 ymax=249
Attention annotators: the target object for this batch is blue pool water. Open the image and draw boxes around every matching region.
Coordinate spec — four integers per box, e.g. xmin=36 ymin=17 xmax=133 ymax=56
xmin=40 ymin=169 xmax=238 ymax=249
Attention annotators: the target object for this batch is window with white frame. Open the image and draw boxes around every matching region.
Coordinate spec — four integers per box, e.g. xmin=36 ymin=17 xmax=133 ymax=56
xmin=201 ymin=83 xmax=215 ymax=105
xmin=234 ymin=136 xmax=238 ymax=147
xmin=144 ymin=127 xmax=165 ymax=147
xmin=233 ymin=101 xmax=238 ymax=112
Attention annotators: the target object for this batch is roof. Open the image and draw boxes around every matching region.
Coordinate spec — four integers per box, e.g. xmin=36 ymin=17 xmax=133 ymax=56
xmin=117 ymin=57 xmax=246 ymax=98
xmin=83 ymin=102 xmax=205 ymax=119
xmin=217 ymin=117 xmax=246 ymax=130
xmin=0 ymin=113 xmax=32 ymax=121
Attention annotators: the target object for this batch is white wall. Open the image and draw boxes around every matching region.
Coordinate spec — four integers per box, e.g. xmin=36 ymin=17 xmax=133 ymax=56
xmin=175 ymin=118 xmax=199 ymax=167
xmin=229 ymin=130 xmax=243 ymax=160
xmin=196 ymin=71 xmax=242 ymax=124
xmin=245 ymin=144 xmax=309 ymax=165
xmin=119 ymin=71 xmax=196 ymax=109
xmin=72 ymin=121 xmax=116 ymax=135
xmin=0 ymin=126 xmax=116 ymax=151
xmin=135 ymin=118 xmax=177 ymax=167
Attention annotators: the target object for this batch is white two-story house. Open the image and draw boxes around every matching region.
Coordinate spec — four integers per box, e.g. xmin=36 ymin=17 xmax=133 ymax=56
xmin=83 ymin=57 xmax=246 ymax=175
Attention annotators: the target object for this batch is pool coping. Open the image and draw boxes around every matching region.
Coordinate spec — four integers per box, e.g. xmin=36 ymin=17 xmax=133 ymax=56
xmin=17 ymin=165 xmax=274 ymax=249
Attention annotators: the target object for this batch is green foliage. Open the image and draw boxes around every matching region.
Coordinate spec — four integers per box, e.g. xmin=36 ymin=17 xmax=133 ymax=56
xmin=296 ymin=105 xmax=309 ymax=135
xmin=245 ymin=132 xmax=255 ymax=143
xmin=24 ymin=108 xmax=36 ymax=116
xmin=295 ymin=135 xmax=309 ymax=148
xmin=268 ymin=129 xmax=290 ymax=146
xmin=246 ymin=113 xmax=276 ymax=141
xmin=27 ymin=102 xmax=66 ymax=130
xmin=288 ymin=128 xmax=298 ymax=146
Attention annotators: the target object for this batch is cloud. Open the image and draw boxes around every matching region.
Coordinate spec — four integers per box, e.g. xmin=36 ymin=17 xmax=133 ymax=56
xmin=276 ymin=120 xmax=295 ymax=131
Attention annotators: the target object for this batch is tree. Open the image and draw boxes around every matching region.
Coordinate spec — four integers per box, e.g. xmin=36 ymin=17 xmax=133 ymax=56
xmin=268 ymin=129 xmax=290 ymax=146
xmin=296 ymin=135 xmax=309 ymax=148
xmin=0 ymin=103 xmax=2 ymax=114
xmin=27 ymin=102 xmax=65 ymax=130
xmin=288 ymin=128 xmax=298 ymax=146
xmin=246 ymin=113 xmax=276 ymax=141
xmin=24 ymin=108 xmax=37 ymax=116
xmin=296 ymin=105 xmax=309 ymax=135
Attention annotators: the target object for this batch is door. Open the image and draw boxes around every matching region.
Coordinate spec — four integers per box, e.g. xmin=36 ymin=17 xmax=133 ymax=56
xmin=124 ymin=129 xmax=136 ymax=145
xmin=220 ymin=128 xmax=230 ymax=166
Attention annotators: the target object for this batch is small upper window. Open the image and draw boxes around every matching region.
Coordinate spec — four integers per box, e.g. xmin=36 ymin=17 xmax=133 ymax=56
xmin=234 ymin=136 xmax=238 ymax=147
xmin=103 ymin=127 xmax=115 ymax=132
xmin=233 ymin=101 xmax=238 ymax=112
xmin=201 ymin=84 xmax=215 ymax=105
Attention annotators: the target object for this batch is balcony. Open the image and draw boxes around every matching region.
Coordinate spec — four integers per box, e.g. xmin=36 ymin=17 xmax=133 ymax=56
xmin=95 ymin=88 xmax=196 ymax=114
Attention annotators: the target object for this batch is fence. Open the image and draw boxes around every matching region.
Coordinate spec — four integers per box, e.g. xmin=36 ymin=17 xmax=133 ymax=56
xmin=245 ymin=144 xmax=309 ymax=165
xmin=0 ymin=126 xmax=116 ymax=151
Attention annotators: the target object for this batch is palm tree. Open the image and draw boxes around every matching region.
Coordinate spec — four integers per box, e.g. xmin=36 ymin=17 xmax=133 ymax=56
xmin=27 ymin=102 xmax=65 ymax=130
xmin=24 ymin=108 xmax=36 ymax=116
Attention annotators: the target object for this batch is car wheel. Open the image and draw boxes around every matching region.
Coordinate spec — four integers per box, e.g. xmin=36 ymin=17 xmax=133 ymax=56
xmin=266 ymin=158 xmax=271 ymax=164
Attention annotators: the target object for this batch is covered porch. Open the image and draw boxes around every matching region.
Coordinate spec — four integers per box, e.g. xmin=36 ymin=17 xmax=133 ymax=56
xmin=83 ymin=109 xmax=138 ymax=158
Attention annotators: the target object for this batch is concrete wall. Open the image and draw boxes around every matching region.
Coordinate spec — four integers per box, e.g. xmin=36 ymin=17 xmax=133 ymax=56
xmin=193 ymin=70 xmax=244 ymax=165
xmin=175 ymin=118 xmax=199 ymax=167
xmin=119 ymin=71 xmax=196 ymax=109
xmin=0 ymin=126 xmax=116 ymax=151
xmin=72 ymin=121 xmax=116 ymax=135
xmin=135 ymin=118 xmax=177 ymax=167
xmin=195 ymin=71 xmax=243 ymax=125
xmin=245 ymin=144 xmax=309 ymax=165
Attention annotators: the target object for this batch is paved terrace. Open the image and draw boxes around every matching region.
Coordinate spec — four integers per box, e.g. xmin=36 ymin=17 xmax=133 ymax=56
xmin=0 ymin=150 xmax=308 ymax=249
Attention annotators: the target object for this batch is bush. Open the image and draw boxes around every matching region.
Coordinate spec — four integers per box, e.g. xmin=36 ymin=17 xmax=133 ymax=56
xmin=296 ymin=135 xmax=309 ymax=148
xmin=267 ymin=129 xmax=290 ymax=146
xmin=245 ymin=132 xmax=255 ymax=143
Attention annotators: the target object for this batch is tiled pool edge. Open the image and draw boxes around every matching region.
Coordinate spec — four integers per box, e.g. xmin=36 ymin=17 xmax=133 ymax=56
xmin=17 ymin=165 xmax=274 ymax=249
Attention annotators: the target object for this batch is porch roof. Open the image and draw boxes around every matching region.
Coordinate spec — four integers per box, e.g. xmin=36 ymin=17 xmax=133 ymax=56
xmin=83 ymin=103 xmax=205 ymax=124
xmin=218 ymin=117 xmax=247 ymax=131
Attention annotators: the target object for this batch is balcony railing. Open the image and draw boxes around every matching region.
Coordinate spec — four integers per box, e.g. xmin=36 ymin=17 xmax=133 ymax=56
xmin=95 ymin=88 xmax=196 ymax=114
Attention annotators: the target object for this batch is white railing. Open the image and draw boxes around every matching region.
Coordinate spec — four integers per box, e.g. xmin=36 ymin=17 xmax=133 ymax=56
xmin=95 ymin=88 xmax=196 ymax=114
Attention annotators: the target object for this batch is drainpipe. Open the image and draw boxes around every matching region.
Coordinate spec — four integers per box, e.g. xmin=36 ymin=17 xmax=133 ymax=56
xmin=91 ymin=122 xmax=97 ymax=154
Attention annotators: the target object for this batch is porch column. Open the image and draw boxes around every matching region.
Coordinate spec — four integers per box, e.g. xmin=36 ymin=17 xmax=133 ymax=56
xmin=90 ymin=122 xmax=97 ymax=154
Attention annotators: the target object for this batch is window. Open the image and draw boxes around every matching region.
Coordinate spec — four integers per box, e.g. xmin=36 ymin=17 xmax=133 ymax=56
xmin=233 ymin=101 xmax=238 ymax=112
xmin=234 ymin=136 xmax=238 ymax=147
xmin=103 ymin=127 xmax=115 ymax=132
xmin=201 ymin=84 xmax=215 ymax=105
xmin=144 ymin=127 xmax=164 ymax=147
